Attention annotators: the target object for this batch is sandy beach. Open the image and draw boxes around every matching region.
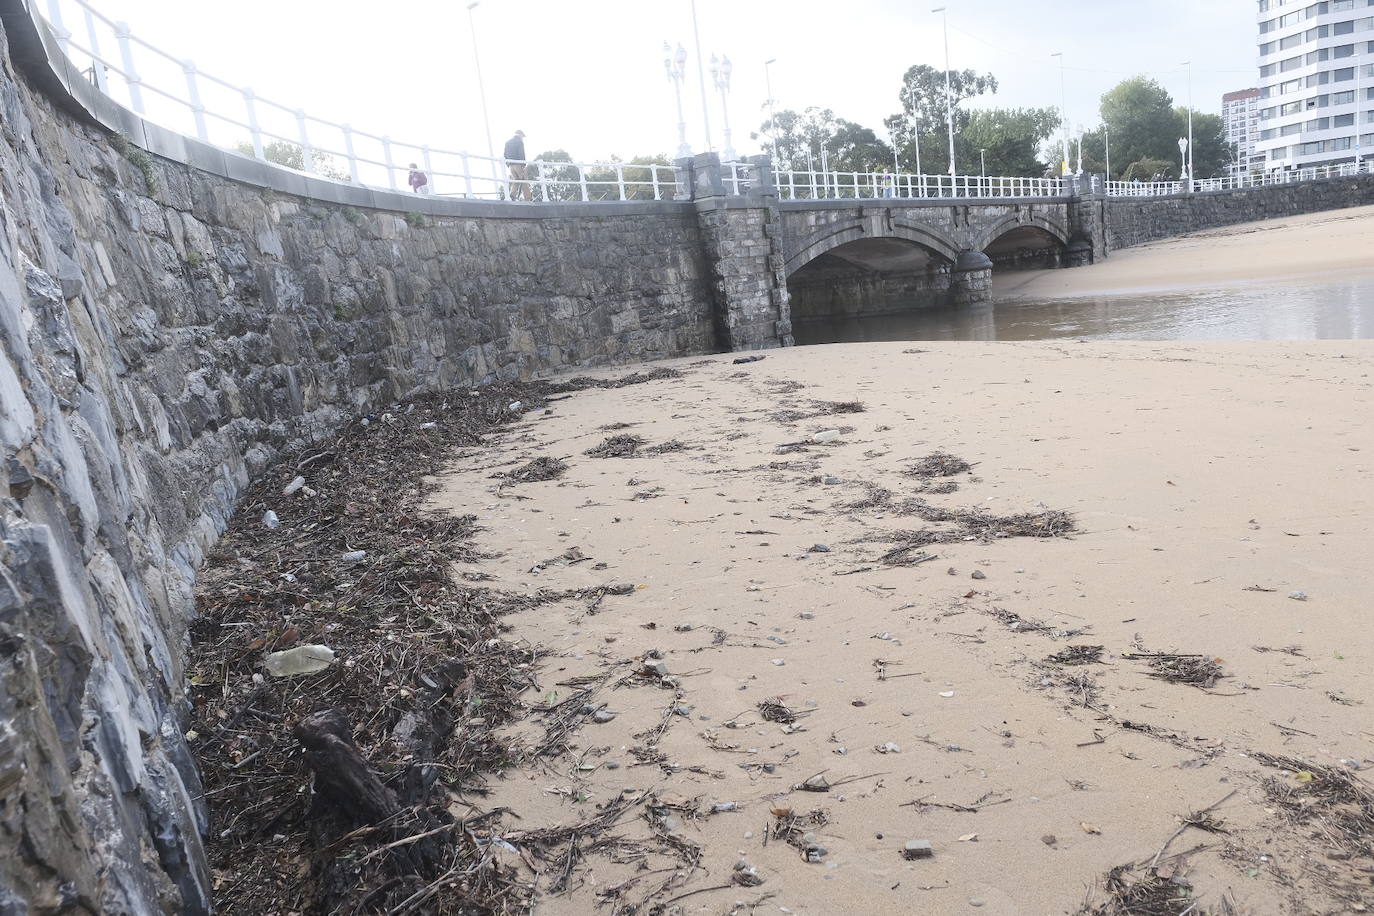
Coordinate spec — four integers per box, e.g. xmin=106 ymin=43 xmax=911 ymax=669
xmin=433 ymin=341 xmax=1374 ymax=915
xmin=997 ymin=204 xmax=1374 ymax=299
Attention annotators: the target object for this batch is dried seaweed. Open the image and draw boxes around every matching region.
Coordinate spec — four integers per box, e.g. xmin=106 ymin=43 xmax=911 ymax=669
xmin=1078 ymin=863 xmax=1221 ymax=916
xmin=551 ymin=367 xmax=682 ymax=391
xmin=1253 ymin=753 xmax=1374 ymax=862
xmin=585 ymin=434 xmax=645 ymax=458
xmin=645 ymin=439 xmax=689 ymax=454
xmin=1048 ymin=645 xmax=1105 ymax=665
xmin=503 ymin=456 xmax=568 ymax=483
xmin=906 ymin=452 xmax=974 ymax=478
xmin=756 ymin=697 xmax=812 ymax=724
xmin=1128 ymin=651 xmax=1227 ymax=689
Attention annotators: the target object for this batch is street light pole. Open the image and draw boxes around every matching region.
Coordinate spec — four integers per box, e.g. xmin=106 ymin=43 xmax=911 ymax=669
xmin=1076 ymin=123 xmax=1084 ymax=175
xmin=933 ymin=7 xmax=957 ymax=176
xmin=1182 ymin=60 xmax=1194 ymax=181
xmin=1051 ymin=52 xmax=1069 ymax=176
xmin=466 ymin=2 xmax=497 ymax=190
xmin=688 ymin=0 xmax=714 ymax=152
xmin=664 ymin=43 xmax=691 ymax=159
xmin=710 ymin=54 xmax=736 ymax=161
xmin=1105 ymin=124 xmax=1111 ymax=181
xmin=764 ymin=58 xmax=781 ymax=169
xmin=979 ymin=148 xmax=986 ymax=176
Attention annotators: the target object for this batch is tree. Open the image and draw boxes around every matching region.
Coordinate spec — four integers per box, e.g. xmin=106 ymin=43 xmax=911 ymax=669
xmin=529 ymin=149 xmax=582 ymax=201
xmin=1176 ymin=109 xmax=1229 ymax=179
xmin=1094 ymin=77 xmax=1180 ymax=172
xmin=754 ymin=107 xmax=893 ymax=173
xmin=961 ymin=107 xmax=1061 ymax=177
xmin=1078 ymin=78 xmax=1230 ymax=179
xmin=585 ymin=154 xmax=675 ymax=201
xmin=232 ymin=139 xmax=350 ymax=181
xmin=885 ymin=64 xmax=998 ymax=175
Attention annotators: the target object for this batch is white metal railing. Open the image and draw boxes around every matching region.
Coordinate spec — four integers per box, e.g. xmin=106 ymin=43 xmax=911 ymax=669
xmin=39 ymin=1 xmax=1374 ymax=207
xmin=38 ymin=0 xmax=681 ymax=203
xmin=734 ymin=163 xmax=1067 ymax=200
xmin=1106 ymin=158 xmax=1374 ymax=197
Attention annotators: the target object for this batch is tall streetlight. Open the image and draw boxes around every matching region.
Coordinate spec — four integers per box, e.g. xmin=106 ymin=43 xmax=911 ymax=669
xmin=1178 ymin=136 xmax=1189 ymax=182
xmin=979 ymin=147 xmax=986 ymax=176
xmin=907 ymin=83 xmax=924 ymax=178
xmin=688 ymin=0 xmax=714 ymax=152
xmin=1181 ymin=60 xmax=1194 ymax=181
xmin=1075 ymin=123 xmax=1084 ymax=175
xmin=1104 ymin=123 xmax=1111 ymax=181
xmin=710 ymin=54 xmax=737 ymax=161
xmin=1051 ymin=51 xmax=1069 ymax=176
xmin=466 ymin=2 xmax=497 ymax=188
xmin=663 ymin=43 xmax=691 ymax=159
xmin=764 ymin=58 xmax=781 ymax=169
xmin=932 ymin=7 xmax=957 ymax=176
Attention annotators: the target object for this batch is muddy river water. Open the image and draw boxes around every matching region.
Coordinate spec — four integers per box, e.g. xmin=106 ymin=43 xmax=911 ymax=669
xmin=794 ymin=270 xmax=1374 ymax=344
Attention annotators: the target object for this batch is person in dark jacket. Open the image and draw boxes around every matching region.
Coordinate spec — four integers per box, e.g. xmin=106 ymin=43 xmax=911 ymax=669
xmin=504 ymin=130 xmax=532 ymax=201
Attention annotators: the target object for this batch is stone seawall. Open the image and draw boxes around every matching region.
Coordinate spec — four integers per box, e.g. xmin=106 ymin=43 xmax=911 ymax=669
xmin=1102 ymin=175 xmax=1374 ymax=251
xmin=0 ymin=10 xmax=720 ymax=912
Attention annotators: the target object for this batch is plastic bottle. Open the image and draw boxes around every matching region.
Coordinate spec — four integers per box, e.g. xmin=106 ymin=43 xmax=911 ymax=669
xmin=812 ymin=430 xmax=842 ymax=443
xmin=263 ymin=645 xmax=335 ymax=677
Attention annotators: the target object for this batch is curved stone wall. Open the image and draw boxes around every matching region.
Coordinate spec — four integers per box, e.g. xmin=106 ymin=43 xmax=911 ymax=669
xmin=0 ymin=5 xmax=721 ymax=911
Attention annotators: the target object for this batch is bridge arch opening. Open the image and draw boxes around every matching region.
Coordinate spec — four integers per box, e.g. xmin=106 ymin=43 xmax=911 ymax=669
xmin=982 ymin=224 xmax=1068 ymax=272
xmin=787 ymin=237 xmax=956 ymax=338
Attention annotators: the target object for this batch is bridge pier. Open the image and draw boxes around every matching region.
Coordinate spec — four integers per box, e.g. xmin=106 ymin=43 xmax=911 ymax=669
xmin=680 ymin=154 xmax=794 ymax=351
xmin=951 ymin=250 xmax=994 ymax=307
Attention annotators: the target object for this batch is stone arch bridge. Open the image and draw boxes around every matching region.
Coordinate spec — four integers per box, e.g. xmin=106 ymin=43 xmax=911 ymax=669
xmin=678 ymin=153 xmax=1374 ymax=350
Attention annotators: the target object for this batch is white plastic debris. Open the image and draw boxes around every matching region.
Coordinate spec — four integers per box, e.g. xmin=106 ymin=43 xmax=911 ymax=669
xmin=262 ymin=510 xmax=280 ymax=529
xmin=508 ymin=401 xmax=523 ymax=412
xmin=812 ymin=430 xmax=842 ymax=443
xmin=264 ymin=645 xmax=335 ymax=677
xmin=341 ymin=550 xmax=368 ymax=564
xmin=282 ymin=476 xmax=306 ymax=496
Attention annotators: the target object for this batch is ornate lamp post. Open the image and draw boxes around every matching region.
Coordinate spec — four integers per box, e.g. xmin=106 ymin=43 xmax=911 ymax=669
xmin=710 ymin=54 xmax=737 ymax=161
xmin=663 ymin=42 xmax=691 ymax=159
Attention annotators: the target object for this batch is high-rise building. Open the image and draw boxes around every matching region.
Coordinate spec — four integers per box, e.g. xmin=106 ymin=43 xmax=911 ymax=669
xmin=1224 ymin=88 xmax=1265 ymax=175
xmin=1253 ymin=0 xmax=1373 ymax=171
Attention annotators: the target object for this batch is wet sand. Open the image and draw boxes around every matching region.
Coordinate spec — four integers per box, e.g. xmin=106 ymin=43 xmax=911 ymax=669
xmin=998 ymin=204 xmax=1374 ymax=300
xmin=434 ymin=342 xmax=1374 ymax=914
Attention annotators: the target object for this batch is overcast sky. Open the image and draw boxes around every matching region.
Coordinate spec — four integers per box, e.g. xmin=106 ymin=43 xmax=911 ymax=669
xmin=57 ymin=0 xmax=1259 ymax=168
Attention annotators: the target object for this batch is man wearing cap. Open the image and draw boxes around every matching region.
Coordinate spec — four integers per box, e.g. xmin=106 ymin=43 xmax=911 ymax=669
xmin=504 ymin=130 xmax=532 ymax=201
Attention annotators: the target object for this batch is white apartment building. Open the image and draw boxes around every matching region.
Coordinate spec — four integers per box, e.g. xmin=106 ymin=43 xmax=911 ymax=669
xmin=1223 ymin=88 xmax=1265 ymax=175
xmin=1254 ymin=0 xmax=1374 ymax=170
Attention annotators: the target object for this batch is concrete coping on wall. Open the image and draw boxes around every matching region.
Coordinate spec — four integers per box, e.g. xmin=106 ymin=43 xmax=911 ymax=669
xmin=0 ymin=0 xmax=696 ymax=220
xmin=778 ymin=196 xmax=1069 ymax=212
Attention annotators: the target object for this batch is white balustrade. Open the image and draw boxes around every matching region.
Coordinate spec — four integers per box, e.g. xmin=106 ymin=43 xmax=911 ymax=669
xmin=33 ymin=0 xmax=1374 ymax=206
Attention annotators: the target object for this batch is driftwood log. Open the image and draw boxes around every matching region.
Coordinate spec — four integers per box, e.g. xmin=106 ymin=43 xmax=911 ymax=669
xmin=294 ymin=708 xmax=399 ymax=825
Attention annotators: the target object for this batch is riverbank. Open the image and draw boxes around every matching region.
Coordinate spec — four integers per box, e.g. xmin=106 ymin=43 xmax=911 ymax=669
xmin=435 ymin=341 xmax=1374 ymax=914
xmin=997 ymin=204 xmax=1374 ymax=300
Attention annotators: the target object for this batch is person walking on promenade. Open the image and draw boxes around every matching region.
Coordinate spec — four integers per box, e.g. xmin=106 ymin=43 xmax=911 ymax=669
xmin=408 ymin=163 xmax=429 ymax=194
xmin=504 ymin=130 xmax=532 ymax=201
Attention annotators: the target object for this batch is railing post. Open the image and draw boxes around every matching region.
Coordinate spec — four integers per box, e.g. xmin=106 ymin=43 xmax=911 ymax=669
xmin=295 ymin=110 xmax=315 ymax=174
xmin=381 ymin=135 xmax=397 ymax=190
xmin=342 ymin=125 xmax=360 ymax=183
xmin=653 ymin=165 xmax=663 ymax=200
xmin=243 ymin=88 xmax=264 ymax=160
xmin=461 ymin=153 xmax=474 ymax=198
xmin=422 ymin=146 xmax=435 ymax=195
xmin=616 ymin=162 xmax=627 ymax=200
xmin=182 ymin=60 xmax=209 ymax=142
xmin=577 ymin=163 xmax=589 ymax=201
xmin=114 ymin=21 xmax=144 ymax=114
xmin=82 ymin=8 xmax=107 ymax=93
xmin=46 ymin=0 xmax=70 ymax=55
xmin=538 ymin=161 xmax=551 ymax=202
